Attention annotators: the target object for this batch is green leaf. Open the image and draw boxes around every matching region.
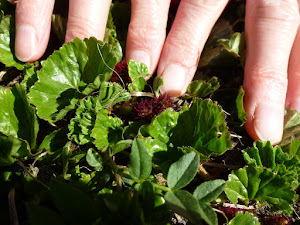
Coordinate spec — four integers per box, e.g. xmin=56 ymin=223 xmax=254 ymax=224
xmin=236 ymin=87 xmax=247 ymax=126
xmin=228 ymin=212 xmax=260 ymax=225
xmin=20 ymin=64 xmax=38 ymax=91
xmin=51 ymin=14 xmax=67 ymax=43
xmin=225 ymin=166 xmax=296 ymax=215
xmin=29 ymin=37 xmax=121 ymax=122
xmin=185 ymin=77 xmax=220 ymax=98
xmin=0 ymin=15 xmax=24 ymax=70
xmin=38 ymin=128 xmax=68 ymax=163
xmin=91 ymin=108 xmax=123 ymax=150
xmin=112 ymin=139 xmax=132 ymax=155
xmin=68 ymin=96 xmax=101 ymax=145
xmin=167 ymin=151 xmax=200 ymax=190
xmin=193 ymin=179 xmax=226 ymax=203
xmin=97 ymin=81 xmax=131 ymax=107
xmin=218 ymin=32 xmax=245 ymax=58
xmin=142 ymin=99 xmax=232 ymax=157
xmin=0 ymin=85 xmax=39 ymax=148
xmin=129 ymin=138 xmax=152 ymax=180
xmin=280 ymin=109 xmax=300 ymax=150
xmin=127 ymin=60 xmax=150 ymax=92
xmin=287 ymin=138 xmax=300 ymax=158
xmin=199 ymin=203 xmax=218 ymax=225
xmin=243 ymin=141 xmax=300 ymax=189
xmin=51 ymin=182 xmax=98 ymax=225
xmin=0 ymin=132 xmax=29 ymax=166
xmin=86 ymin=148 xmax=103 ymax=171
xmin=28 ymin=38 xmax=87 ymax=122
xmin=165 ymin=190 xmax=203 ymax=225
xmin=83 ymin=37 xmax=121 ymax=83
xmin=153 ymin=77 xmax=164 ymax=97
xmin=27 ymin=204 xmax=66 ymax=225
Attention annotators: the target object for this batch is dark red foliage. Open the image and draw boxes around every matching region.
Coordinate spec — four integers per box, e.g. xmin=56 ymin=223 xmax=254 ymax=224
xmin=131 ymin=94 xmax=174 ymax=121
xmin=110 ymin=59 xmax=130 ymax=84
xmin=219 ymin=206 xmax=247 ymax=219
xmin=262 ymin=215 xmax=291 ymax=225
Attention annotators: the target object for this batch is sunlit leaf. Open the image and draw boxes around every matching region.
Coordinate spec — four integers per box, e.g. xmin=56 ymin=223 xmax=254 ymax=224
xmin=185 ymin=77 xmax=220 ymax=98
xmin=228 ymin=211 xmax=260 ymax=225
xmin=236 ymin=87 xmax=246 ymax=126
xmin=129 ymin=138 xmax=152 ymax=180
xmin=127 ymin=60 xmax=150 ymax=92
xmin=225 ymin=166 xmax=296 ymax=215
xmin=167 ymin=151 xmax=200 ymax=190
xmin=193 ymin=179 xmax=226 ymax=203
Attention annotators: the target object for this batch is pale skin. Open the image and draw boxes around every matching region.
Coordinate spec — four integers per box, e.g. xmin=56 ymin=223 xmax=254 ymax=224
xmin=14 ymin=0 xmax=300 ymax=144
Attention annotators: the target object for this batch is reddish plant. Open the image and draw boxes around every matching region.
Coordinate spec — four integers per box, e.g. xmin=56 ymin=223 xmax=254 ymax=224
xmin=110 ymin=59 xmax=130 ymax=84
xmin=131 ymin=94 xmax=174 ymax=121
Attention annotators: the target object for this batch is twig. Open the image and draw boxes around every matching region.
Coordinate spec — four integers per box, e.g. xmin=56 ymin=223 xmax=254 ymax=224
xmin=29 ymin=151 xmax=49 ymax=173
xmin=17 ymin=161 xmax=50 ymax=191
xmin=8 ymin=188 xmax=19 ymax=225
xmin=197 ymin=163 xmax=213 ymax=180
xmin=130 ymin=92 xmax=154 ymax=98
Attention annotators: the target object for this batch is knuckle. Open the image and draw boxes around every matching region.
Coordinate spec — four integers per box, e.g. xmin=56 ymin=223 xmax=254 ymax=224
xmin=245 ymin=68 xmax=288 ymax=100
xmin=66 ymin=17 xmax=100 ymax=40
xmin=249 ymin=0 xmax=300 ymax=24
xmin=128 ymin=22 xmax=164 ymax=49
xmin=166 ymin=35 xmax=201 ymax=67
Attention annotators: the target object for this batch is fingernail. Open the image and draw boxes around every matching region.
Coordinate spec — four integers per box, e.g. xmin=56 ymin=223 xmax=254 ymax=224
xmin=129 ymin=50 xmax=151 ymax=72
xmin=15 ymin=24 xmax=37 ymax=62
xmin=160 ymin=64 xmax=187 ymax=97
xmin=253 ymin=102 xmax=283 ymax=144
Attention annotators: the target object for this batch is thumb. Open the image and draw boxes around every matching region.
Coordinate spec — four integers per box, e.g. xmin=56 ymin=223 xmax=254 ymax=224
xmin=15 ymin=0 xmax=55 ymax=62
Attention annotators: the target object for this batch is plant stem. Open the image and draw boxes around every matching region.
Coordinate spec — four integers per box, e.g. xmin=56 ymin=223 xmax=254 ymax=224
xmin=152 ymin=183 xmax=171 ymax=192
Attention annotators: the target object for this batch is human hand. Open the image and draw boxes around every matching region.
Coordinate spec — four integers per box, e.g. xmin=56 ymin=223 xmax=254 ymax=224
xmin=14 ymin=0 xmax=300 ymax=145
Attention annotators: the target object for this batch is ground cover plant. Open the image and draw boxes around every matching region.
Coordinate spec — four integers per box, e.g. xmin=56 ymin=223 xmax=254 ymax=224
xmin=0 ymin=0 xmax=300 ymax=224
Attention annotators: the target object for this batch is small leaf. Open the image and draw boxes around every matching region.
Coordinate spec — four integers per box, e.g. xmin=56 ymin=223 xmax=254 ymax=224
xmin=199 ymin=203 xmax=218 ymax=225
xmin=91 ymin=108 xmax=123 ymax=150
xmin=128 ymin=60 xmax=150 ymax=92
xmin=165 ymin=190 xmax=203 ymax=225
xmin=129 ymin=138 xmax=152 ymax=180
xmin=280 ymin=109 xmax=300 ymax=149
xmin=236 ymin=87 xmax=247 ymax=126
xmin=0 ymin=85 xmax=39 ymax=148
xmin=112 ymin=139 xmax=132 ymax=155
xmin=218 ymin=32 xmax=245 ymax=58
xmin=52 ymin=14 xmax=67 ymax=43
xmin=153 ymin=77 xmax=164 ymax=97
xmin=0 ymin=15 xmax=24 ymax=70
xmin=97 ymin=81 xmax=131 ymax=107
xmin=193 ymin=179 xmax=226 ymax=203
xmin=225 ymin=166 xmax=296 ymax=215
xmin=229 ymin=212 xmax=260 ymax=225
xmin=86 ymin=148 xmax=103 ymax=171
xmin=27 ymin=205 xmax=66 ymax=225
xmin=0 ymin=132 xmax=29 ymax=166
xmin=167 ymin=151 xmax=200 ymax=190
xmin=21 ymin=65 xmax=38 ymax=91
xmin=185 ymin=77 xmax=220 ymax=98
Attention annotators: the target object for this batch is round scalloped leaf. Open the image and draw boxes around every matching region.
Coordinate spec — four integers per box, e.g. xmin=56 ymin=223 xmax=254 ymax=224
xmin=29 ymin=37 xmax=121 ymax=122
xmin=225 ymin=166 xmax=296 ymax=215
xmin=142 ymin=99 xmax=232 ymax=157
xmin=0 ymin=85 xmax=38 ymax=148
xmin=91 ymin=108 xmax=123 ymax=150
xmin=185 ymin=77 xmax=220 ymax=98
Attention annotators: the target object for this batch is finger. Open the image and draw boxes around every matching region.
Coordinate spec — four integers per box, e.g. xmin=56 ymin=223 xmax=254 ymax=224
xmin=157 ymin=0 xmax=229 ymax=96
xmin=285 ymin=1 xmax=300 ymax=111
xmin=126 ymin=0 xmax=171 ymax=75
xmin=244 ymin=0 xmax=299 ymax=144
xmin=65 ymin=0 xmax=111 ymax=43
xmin=15 ymin=0 xmax=55 ymax=62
